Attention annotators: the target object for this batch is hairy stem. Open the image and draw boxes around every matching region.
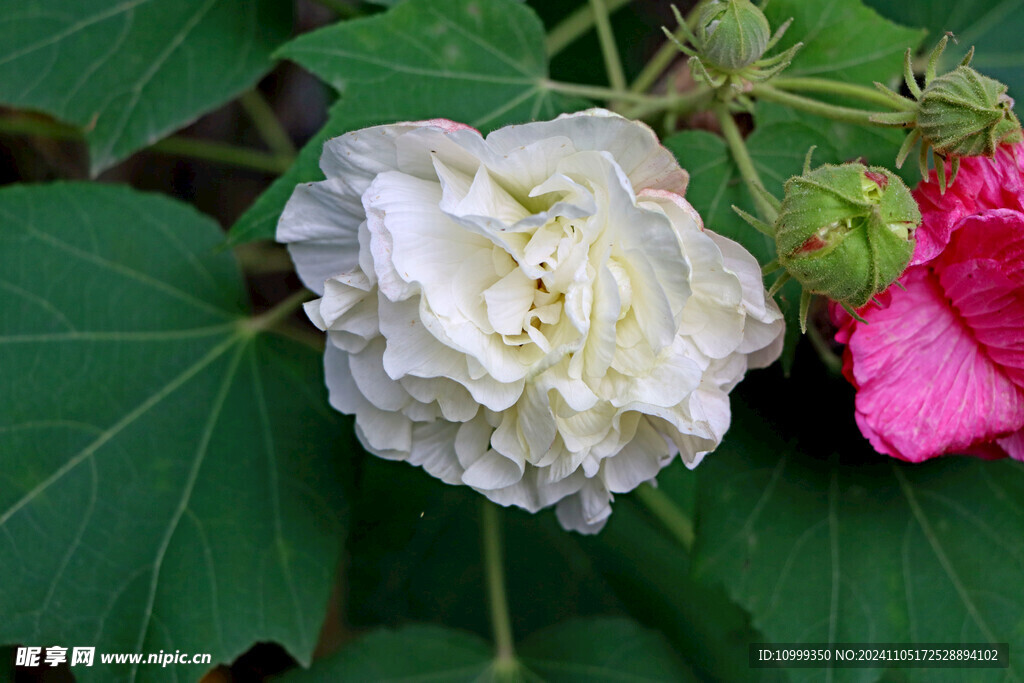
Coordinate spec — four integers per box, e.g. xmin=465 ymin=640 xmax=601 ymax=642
xmin=771 ymin=77 xmax=916 ymax=111
xmin=0 ymin=113 xmax=293 ymax=175
xmin=481 ymin=501 xmax=516 ymax=666
xmin=546 ymin=0 xmax=631 ymax=57
xmin=239 ymin=89 xmax=297 ymax=158
xmin=750 ymin=84 xmax=894 ymax=127
xmin=713 ymin=104 xmax=778 ymax=224
xmin=635 ymin=484 xmax=695 ymax=551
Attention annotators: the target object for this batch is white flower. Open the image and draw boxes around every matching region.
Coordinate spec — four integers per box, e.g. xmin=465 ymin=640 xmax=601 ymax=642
xmin=278 ymin=109 xmax=784 ymax=534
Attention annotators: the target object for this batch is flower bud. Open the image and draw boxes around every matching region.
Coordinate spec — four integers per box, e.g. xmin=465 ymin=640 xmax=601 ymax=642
xmin=918 ymin=66 xmax=1023 ymax=158
xmin=697 ymin=0 xmax=771 ymax=72
xmin=776 ymin=163 xmax=920 ymax=308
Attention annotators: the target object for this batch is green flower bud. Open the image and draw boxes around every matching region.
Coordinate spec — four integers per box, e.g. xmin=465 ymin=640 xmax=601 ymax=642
xmin=776 ymin=163 xmax=920 ymax=308
xmin=918 ymin=65 xmax=1023 ymax=158
xmin=697 ymin=0 xmax=771 ymax=72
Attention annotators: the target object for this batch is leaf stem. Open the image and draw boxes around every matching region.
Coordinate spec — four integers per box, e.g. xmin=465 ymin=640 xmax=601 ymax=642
xmin=771 ymin=77 xmax=917 ymax=111
xmin=545 ymin=0 xmax=631 ymax=58
xmin=805 ymin=314 xmax=843 ymax=375
xmin=481 ymin=500 xmax=516 ymax=666
xmin=635 ymin=483 xmax=695 ymax=551
xmin=630 ymin=24 xmax=686 ymax=95
xmin=750 ymin=84 xmax=893 ymax=127
xmin=713 ymin=104 xmax=778 ymax=223
xmin=545 ymin=79 xmax=711 ymax=120
xmin=544 ymin=80 xmax=664 ymax=105
xmin=589 ymin=0 xmax=628 ymax=94
xmin=0 ymin=112 xmax=293 ymax=174
xmin=243 ymin=289 xmax=313 ymax=336
xmin=239 ymin=89 xmax=297 ymax=158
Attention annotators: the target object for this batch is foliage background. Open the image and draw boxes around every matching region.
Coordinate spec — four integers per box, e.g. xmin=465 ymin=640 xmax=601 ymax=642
xmin=1 ymin=0 xmax=1022 ymax=681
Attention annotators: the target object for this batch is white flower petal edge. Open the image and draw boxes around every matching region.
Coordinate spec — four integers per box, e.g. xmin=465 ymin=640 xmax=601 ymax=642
xmin=279 ymin=109 xmax=784 ymax=534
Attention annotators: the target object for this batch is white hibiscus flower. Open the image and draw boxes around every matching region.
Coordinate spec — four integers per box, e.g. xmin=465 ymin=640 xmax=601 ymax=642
xmin=278 ymin=109 xmax=784 ymax=533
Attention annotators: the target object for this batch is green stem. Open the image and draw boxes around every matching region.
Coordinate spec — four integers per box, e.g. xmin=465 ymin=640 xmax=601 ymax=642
xmin=544 ymin=80 xmax=667 ymax=105
xmin=240 ymin=89 xmax=297 ymax=158
xmin=152 ymin=136 xmax=292 ymax=174
xmin=771 ymin=77 xmax=916 ymax=111
xmin=0 ymin=113 xmax=292 ymax=174
xmin=545 ymin=80 xmax=712 ymax=120
xmin=713 ymin=104 xmax=778 ymax=223
xmin=635 ymin=484 xmax=695 ymax=551
xmin=750 ymin=83 xmax=893 ymax=127
xmin=630 ymin=25 xmax=686 ymax=95
xmin=481 ymin=501 xmax=516 ymax=666
xmin=242 ymin=289 xmax=313 ymax=337
xmin=589 ymin=0 xmax=627 ymax=93
xmin=545 ymin=0 xmax=631 ymax=57
xmin=626 ymin=85 xmax=712 ymax=120
xmin=629 ymin=0 xmax=711 ymax=94
xmin=805 ymin=310 xmax=843 ymax=375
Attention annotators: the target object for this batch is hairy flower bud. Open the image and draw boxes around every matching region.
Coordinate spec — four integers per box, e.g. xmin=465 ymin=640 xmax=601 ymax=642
xmin=697 ymin=0 xmax=771 ymax=72
xmin=776 ymin=163 xmax=920 ymax=308
xmin=918 ymin=65 xmax=1023 ymax=158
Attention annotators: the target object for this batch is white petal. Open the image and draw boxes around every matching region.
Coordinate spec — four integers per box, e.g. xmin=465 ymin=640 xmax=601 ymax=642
xmin=278 ymin=178 xmax=363 ymax=294
xmin=462 ymin=449 xmax=524 ymax=490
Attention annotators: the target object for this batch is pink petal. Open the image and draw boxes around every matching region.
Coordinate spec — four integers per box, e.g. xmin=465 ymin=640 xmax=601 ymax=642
xmin=998 ymin=430 xmax=1024 ymax=461
xmin=912 ymin=144 xmax=1024 ymax=265
xmin=936 ymin=210 xmax=1024 ymax=387
xmin=846 ymin=266 xmax=1024 ymax=462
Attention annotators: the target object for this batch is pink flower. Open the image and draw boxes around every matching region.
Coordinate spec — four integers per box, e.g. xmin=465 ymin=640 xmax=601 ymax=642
xmin=832 ymin=145 xmax=1024 ymax=462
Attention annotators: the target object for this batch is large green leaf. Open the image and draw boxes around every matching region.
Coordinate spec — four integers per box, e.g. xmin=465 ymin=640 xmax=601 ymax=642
xmin=862 ymin=0 xmax=1024 ymax=101
xmin=228 ymin=0 xmax=585 ymax=245
xmin=693 ymin=394 xmax=1024 ymax=682
xmin=0 ymin=183 xmax=347 ymax=682
xmin=0 ymin=1 xmax=291 ymax=174
xmin=765 ymin=0 xmax=925 ymax=84
xmin=281 ymin=619 xmax=693 ymax=682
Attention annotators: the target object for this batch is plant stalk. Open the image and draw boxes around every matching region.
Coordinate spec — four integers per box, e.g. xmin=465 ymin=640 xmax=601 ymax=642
xmin=0 ymin=113 xmax=293 ymax=175
xmin=481 ymin=500 xmax=516 ymax=666
xmin=771 ymin=77 xmax=916 ymax=111
xmin=635 ymin=483 xmax=695 ymax=551
xmin=713 ymin=104 xmax=778 ymax=224
xmin=546 ymin=0 xmax=632 ymax=57
xmin=750 ymin=84 xmax=895 ymax=127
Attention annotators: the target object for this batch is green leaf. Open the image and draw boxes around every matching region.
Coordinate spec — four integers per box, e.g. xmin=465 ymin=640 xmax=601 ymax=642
xmin=665 ymin=122 xmax=835 ymax=266
xmin=282 ymin=625 xmax=493 ymax=681
xmin=694 ymin=395 xmax=1024 ymax=682
xmin=0 ymin=1 xmax=291 ymax=174
xmin=281 ymin=619 xmax=692 ymax=682
xmin=862 ymin=0 xmax=1024 ymax=102
xmin=230 ymin=0 xmax=584 ymax=245
xmin=343 ymin=456 xmax=624 ymax=642
xmin=578 ymin=478 xmax=777 ymax=683
xmin=764 ymin=0 xmax=925 ymax=84
xmin=278 ymin=0 xmax=570 ymax=126
xmin=0 ymin=183 xmax=346 ymax=682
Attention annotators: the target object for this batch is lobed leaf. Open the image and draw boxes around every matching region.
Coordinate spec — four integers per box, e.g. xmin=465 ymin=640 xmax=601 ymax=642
xmin=229 ymin=0 xmax=585 ymax=245
xmin=0 ymin=0 xmax=291 ymax=174
xmin=0 ymin=183 xmax=347 ymax=682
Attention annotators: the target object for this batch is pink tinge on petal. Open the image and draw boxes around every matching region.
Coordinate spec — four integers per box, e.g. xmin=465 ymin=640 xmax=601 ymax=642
xmin=846 ymin=266 xmax=1024 ymax=462
xmin=407 ymin=119 xmax=480 ymax=135
xmin=997 ymin=430 xmax=1024 ymax=461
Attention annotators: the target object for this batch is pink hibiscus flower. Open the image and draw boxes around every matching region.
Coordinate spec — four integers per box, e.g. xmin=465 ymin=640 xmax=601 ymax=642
xmin=832 ymin=145 xmax=1024 ymax=462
